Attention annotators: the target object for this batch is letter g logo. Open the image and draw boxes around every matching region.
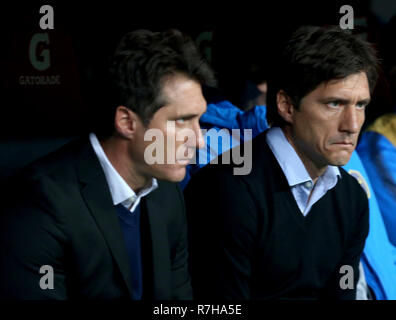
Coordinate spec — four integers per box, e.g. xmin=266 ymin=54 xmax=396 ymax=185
xmin=29 ymin=32 xmax=50 ymax=71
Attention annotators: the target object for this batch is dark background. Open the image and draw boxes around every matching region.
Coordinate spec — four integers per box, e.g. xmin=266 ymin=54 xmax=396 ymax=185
xmin=0 ymin=0 xmax=395 ymax=179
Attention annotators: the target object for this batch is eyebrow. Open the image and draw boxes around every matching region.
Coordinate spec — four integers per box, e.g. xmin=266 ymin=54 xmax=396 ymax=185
xmin=322 ymin=97 xmax=371 ymax=105
xmin=174 ymin=107 xmax=207 ymax=120
xmin=174 ymin=114 xmax=199 ymax=120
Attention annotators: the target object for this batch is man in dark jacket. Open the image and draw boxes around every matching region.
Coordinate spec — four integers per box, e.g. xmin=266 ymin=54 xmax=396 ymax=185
xmin=0 ymin=29 xmax=215 ymax=299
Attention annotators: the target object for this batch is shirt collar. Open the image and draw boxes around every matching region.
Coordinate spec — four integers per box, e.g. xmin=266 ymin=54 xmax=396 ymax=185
xmin=89 ymin=133 xmax=158 ymax=210
xmin=265 ymin=127 xmax=341 ymax=187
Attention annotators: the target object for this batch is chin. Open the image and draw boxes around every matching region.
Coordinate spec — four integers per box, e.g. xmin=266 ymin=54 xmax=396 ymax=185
xmin=331 ymin=160 xmax=348 ymax=167
xmin=329 ymin=154 xmax=352 ymax=167
xmin=157 ymin=166 xmax=187 ymax=182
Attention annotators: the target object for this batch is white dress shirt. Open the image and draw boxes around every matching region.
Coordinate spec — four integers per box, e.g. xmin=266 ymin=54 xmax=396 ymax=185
xmin=89 ymin=133 xmax=158 ymax=213
xmin=266 ymin=127 xmax=341 ymax=216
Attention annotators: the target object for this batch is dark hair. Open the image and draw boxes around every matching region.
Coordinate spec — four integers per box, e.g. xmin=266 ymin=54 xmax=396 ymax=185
xmin=266 ymin=25 xmax=380 ymax=127
xmin=98 ymin=29 xmax=216 ymax=137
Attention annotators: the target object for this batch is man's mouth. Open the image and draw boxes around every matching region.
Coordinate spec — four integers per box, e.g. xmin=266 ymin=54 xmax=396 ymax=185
xmin=176 ymin=158 xmax=192 ymax=165
xmin=332 ymin=140 xmax=355 ymax=146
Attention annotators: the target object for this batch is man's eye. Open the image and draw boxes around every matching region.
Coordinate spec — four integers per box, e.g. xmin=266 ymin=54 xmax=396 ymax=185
xmin=327 ymin=101 xmax=341 ymax=108
xmin=176 ymin=118 xmax=186 ymax=124
xmin=356 ymin=102 xmax=367 ymax=109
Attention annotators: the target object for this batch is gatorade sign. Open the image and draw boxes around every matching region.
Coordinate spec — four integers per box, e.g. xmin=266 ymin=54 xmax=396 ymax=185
xmin=29 ymin=32 xmax=50 ymax=71
xmin=17 ymin=31 xmax=62 ymax=86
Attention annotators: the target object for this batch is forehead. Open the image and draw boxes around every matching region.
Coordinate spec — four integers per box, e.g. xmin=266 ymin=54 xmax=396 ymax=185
xmin=311 ymin=72 xmax=370 ymax=99
xmin=158 ymin=74 xmax=206 ymax=115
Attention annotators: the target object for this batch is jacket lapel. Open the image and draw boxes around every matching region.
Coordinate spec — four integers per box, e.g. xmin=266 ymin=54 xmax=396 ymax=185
xmin=75 ymin=139 xmax=133 ymax=297
xmin=143 ymin=187 xmax=171 ymax=299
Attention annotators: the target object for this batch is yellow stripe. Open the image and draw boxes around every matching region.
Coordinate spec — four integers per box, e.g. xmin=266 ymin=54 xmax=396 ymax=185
xmin=366 ymin=113 xmax=396 ymax=147
xmin=348 ymin=169 xmax=371 ymax=199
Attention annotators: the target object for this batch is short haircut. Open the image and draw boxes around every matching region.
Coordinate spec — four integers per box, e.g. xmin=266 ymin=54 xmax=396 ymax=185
xmin=99 ymin=29 xmax=216 ymax=137
xmin=266 ymin=25 xmax=380 ymax=127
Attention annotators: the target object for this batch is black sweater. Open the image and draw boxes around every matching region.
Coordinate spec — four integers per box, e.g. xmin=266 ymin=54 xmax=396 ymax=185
xmin=184 ymin=130 xmax=369 ymax=300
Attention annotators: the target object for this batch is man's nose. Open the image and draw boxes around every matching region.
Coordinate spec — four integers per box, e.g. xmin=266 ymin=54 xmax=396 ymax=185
xmin=195 ymin=124 xmax=205 ymax=149
xmin=339 ymin=105 xmax=363 ymax=134
xmin=188 ymin=122 xmax=205 ymax=149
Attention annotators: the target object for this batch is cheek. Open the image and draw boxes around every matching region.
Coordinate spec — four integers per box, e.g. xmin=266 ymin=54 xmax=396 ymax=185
xmin=358 ymin=112 xmax=366 ymax=128
xmin=295 ymin=117 xmax=322 ymax=142
xmin=175 ymin=142 xmax=187 ymax=158
xmin=297 ymin=120 xmax=333 ymax=152
xmin=131 ymin=140 xmax=151 ymax=164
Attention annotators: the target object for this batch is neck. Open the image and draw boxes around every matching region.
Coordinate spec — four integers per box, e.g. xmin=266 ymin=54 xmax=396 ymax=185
xmin=100 ymin=136 xmax=148 ymax=193
xmin=281 ymin=126 xmax=327 ymax=184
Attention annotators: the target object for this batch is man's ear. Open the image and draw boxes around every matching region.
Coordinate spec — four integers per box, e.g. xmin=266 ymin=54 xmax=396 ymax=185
xmin=277 ymin=90 xmax=295 ymax=124
xmin=114 ymin=106 xmax=140 ymax=139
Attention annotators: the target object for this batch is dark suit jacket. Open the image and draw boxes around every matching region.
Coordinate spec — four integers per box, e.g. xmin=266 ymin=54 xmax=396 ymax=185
xmin=0 ymin=138 xmax=192 ymax=300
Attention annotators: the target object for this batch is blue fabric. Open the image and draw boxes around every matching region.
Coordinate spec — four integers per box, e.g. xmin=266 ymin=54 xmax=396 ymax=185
xmin=357 ymin=131 xmax=396 ymax=247
xmin=179 ymin=101 xmax=268 ymax=189
xmin=343 ymin=151 xmax=396 ymax=300
xmin=114 ymin=203 xmax=143 ymax=300
xmin=200 ymin=100 xmax=268 ymax=137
